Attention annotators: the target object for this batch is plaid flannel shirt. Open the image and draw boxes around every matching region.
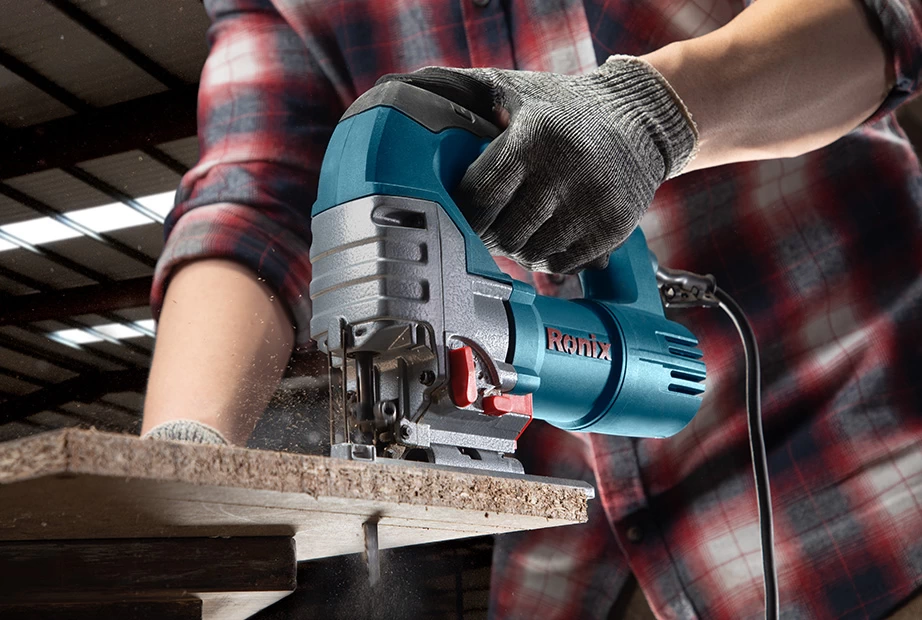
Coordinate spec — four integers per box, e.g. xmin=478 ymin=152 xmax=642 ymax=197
xmin=152 ymin=0 xmax=922 ymax=617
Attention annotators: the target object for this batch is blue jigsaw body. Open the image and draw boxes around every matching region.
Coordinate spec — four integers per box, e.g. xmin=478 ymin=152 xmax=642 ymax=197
xmin=310 ymin=82 xmax=705 ymax=474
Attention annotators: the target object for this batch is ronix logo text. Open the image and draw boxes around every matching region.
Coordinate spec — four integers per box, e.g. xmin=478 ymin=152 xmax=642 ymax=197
xmin=546 ymin=327 xmax=612 ymax=361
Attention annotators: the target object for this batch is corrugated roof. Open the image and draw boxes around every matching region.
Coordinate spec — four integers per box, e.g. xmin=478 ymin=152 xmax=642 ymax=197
xmin=71 ymin=0 xmax=210 ymax=84
xmin=0 ymin=65 xmax=73 ymax=127
xmin=156 ymin=137 xmax=200 ymax=169
xmin=0 ymin=0 xmax=207 ymax=435
xmin=0 ymin=1 xmax=167 ymax=108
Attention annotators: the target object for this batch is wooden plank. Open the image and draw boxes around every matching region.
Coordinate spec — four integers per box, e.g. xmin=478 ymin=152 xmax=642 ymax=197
xmin=0 ymin=429 xmax=589 ymax=619
xmin=199 ymin=591 xmax=296 ymax=620
xmin=0 ymin=589 xmax=292 ymax=620
xmin=0 ymin=599 xmax=203 ymax=620
xmin=0 ymin=429 xmax=589 ymax=561
xmin=1 ymin=592 xmax=297 ymax=620
xmin=0 ymin=537 xmax=295 ymax=600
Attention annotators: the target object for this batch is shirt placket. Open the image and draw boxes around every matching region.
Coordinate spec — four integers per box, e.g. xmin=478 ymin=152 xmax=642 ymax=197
xmin=458 ymin=0 xmax=515 ymax=68
xmin=591 ymin=434 xmax=699 ymax=619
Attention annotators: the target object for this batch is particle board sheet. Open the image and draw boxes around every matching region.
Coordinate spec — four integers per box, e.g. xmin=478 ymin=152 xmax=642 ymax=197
xmin=0 ymin=429 xmax=590 ymax=561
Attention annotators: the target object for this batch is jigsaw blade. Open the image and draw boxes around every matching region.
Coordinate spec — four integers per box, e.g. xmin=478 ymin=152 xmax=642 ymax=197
xmin=363 ymin=515 xmax=381 ymax=587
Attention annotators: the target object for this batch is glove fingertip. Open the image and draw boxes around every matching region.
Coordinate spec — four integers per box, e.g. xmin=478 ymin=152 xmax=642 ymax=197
xmin=455 ymin=135 xmax=524 ymax=234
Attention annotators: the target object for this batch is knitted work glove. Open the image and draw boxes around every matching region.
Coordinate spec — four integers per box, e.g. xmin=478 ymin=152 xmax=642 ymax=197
xmin=143 ymin=419 xmax=228 ymax=445
xmin=378 ymin=56 xmax=698 ymax=273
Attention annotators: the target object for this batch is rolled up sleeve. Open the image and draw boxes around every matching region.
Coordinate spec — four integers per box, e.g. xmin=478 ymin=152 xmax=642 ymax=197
xmin=151 ymin=0 xmax=345 ymax=348
xmin=861 ymin=0 xmax=922 ymax=119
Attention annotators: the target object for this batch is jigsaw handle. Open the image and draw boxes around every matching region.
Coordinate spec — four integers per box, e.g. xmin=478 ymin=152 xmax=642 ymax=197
xmin=312 ymin=81 xmax=512 ymax=283
xmin=579 ymin=229 xmax=665 ymax=316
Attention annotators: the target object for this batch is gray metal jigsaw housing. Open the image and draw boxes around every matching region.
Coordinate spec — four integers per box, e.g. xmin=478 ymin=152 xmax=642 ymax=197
xmin=310 ymin=195 xmax=529 ymax=473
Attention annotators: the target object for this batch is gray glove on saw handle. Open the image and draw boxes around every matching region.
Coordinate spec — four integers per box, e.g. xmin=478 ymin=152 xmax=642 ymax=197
xmin=378 ymin=56 xmax=698 ymax=274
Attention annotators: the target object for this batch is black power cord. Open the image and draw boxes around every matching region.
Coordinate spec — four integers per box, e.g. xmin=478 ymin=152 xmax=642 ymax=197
xmin=656 ymin=266 xmax=779 ymax=620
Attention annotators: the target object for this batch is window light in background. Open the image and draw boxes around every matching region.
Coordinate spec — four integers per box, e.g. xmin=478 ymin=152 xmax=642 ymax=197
xmin=0 ymin=191 xmax=175 ymax=253
xmin=48 ymin=320 xmax=157 ymax=348
xmin=0 ymin=191 xmax=172 ymax=345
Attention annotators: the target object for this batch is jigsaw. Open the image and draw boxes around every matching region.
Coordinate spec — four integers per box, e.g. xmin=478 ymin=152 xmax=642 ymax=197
xmin=309 ymin=81 xmax=707 ymax=478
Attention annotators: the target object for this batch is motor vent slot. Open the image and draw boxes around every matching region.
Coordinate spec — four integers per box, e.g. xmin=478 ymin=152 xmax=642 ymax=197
xmin=372 ymin=206 xmax=427 ymax=229
xmin=668 ymin=383 xmax=705 ymax=396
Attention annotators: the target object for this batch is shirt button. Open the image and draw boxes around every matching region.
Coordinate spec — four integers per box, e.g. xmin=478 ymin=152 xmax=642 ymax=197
xmin=472 ymin=0 xmax=490 ymax=6
xmin=626 ymin=525 xmax=644 ymax=543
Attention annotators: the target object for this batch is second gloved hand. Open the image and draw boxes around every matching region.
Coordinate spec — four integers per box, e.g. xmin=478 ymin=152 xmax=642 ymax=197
xmin=379 ymin=56 xmax=698 ymax=274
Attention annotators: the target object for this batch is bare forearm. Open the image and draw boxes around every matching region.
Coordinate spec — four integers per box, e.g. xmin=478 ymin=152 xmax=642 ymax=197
xmin=142 ymin=259 xmax=295 ymax=445
xmin=644 ymin=0 xmax=893 ymax=171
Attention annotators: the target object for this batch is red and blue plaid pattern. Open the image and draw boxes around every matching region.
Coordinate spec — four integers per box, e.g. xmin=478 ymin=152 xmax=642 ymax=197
xmin=153 ymin=0 xmax=922 ymax=617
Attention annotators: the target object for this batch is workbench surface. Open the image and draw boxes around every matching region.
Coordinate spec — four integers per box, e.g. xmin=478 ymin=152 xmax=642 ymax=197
xmin=0 ymin=429 xmax=589 ymax=619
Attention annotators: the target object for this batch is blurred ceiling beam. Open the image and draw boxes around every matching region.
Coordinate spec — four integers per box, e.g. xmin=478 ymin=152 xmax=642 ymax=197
xmin=0 ymin=368 xmax=148 ymax=425
xmin=45 ymin=0 xmax=187 ymax=90
xmin=0 ymin=86 xmax=197 ymax=180
xmin=0 ymin=277 xmax=153 ymax=326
